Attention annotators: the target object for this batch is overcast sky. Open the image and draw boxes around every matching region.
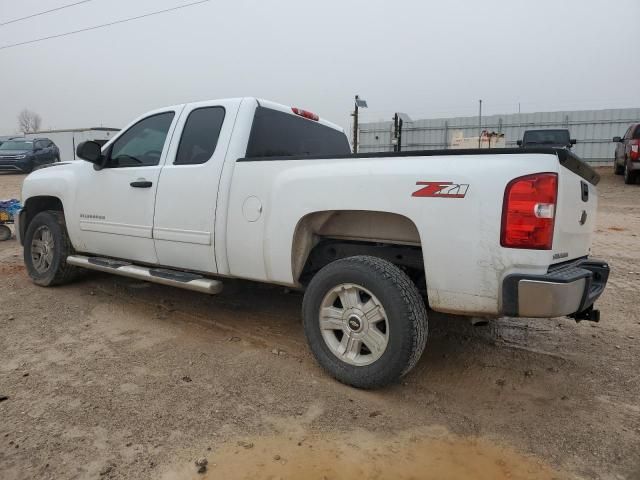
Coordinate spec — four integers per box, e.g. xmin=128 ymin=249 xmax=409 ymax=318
xmin=1 ymin=0 xmax=639 ymax=134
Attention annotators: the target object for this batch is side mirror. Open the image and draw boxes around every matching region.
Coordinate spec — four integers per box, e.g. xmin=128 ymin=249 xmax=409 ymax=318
xmin=76 ymin=141 xmax=103 ymax=166
xmin=612 ymin=136 xmax=622 ymax=143
xmin=570 ymin=139 xmax=577 ymax=145
xmin=516 ymin=140 xmax=523 ymax=146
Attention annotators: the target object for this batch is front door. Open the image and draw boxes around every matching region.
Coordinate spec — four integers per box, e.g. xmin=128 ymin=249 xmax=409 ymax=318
xmin=74 ymin=109 xmax=181 ymax=264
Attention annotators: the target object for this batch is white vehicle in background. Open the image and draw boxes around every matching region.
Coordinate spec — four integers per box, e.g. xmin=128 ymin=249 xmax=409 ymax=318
xmin=17 ymin=97 xmax=609 ymax=388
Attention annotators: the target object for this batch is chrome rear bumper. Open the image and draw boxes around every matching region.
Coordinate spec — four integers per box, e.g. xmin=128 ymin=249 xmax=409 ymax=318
xmin=502 ymin=259 xmax=609 ymax=320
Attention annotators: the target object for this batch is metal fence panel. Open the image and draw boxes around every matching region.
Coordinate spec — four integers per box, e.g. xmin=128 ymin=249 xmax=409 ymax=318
xmin=359 ymin=108 xmax=640 ymax=164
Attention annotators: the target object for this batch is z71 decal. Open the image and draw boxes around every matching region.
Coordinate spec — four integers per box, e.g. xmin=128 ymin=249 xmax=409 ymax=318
xmin=412 ymin=182 xmax=469 ymax=198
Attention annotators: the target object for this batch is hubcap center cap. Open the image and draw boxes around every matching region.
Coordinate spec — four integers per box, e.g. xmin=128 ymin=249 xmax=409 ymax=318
xmin=347 ymin=315 xmax=363 ymax=332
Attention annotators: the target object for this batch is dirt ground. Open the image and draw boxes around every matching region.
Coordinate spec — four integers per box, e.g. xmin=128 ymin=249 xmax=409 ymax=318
xmin=0 ymin=169 xmax=638 ymax=480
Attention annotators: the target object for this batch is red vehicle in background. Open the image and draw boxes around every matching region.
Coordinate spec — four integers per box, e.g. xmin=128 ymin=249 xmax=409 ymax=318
xmin=613 ymin=124 xmax=640 ymax=184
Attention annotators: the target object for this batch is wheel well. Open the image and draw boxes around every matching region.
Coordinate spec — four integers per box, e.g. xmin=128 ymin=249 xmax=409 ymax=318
xmin=21 ymin=196 xmax=64 ymax=242
xmin=292 ymin=210 xmax=426 ymax=293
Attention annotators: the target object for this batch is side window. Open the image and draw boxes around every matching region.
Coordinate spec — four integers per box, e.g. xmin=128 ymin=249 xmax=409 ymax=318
xmin=107 ymin=112 xmax=175 ymax=168
xmin=624 ymin=126 xmax=633 ymax=139
xmin=634 ymin=125 xmax=640 ymax=140
xmin=174 ymin=107 xmax=225 ymax=165
xmin=34 ymin=141 xmax=43 ymax=150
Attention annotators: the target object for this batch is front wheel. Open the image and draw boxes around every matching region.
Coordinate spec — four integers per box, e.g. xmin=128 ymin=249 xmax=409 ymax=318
xmin=0 ymin=224 xmax=11 ymax=241
xmin=24 ymin=210 xmax=79 ymax=286
xmin=302 ymin=256 xmax=428 ymax=389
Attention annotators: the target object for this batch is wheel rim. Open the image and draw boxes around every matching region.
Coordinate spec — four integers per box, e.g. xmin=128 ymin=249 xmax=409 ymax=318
xmin=31 ymin=225 xmax=54 ymax=274
xmin=319 ymin=283 xmax=389 ymax=366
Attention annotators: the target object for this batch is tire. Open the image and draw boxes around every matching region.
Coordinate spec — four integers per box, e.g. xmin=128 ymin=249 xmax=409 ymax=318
xmin=23 ymin=210 xmax=79 ymax=286
xmin=624 ymin=160 xmax=637 ymax=185
xmin=302 ymin=255 xmax=428 ymax=389
xmin=614 ymin=159 xmax=624 ymax=175
xmin=0 ymin=225 xmax=11 ymax=241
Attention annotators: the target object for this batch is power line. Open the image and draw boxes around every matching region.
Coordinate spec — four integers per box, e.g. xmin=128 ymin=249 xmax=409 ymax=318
xmin=0 ymin=0 xmax=210 ymax=50
xmin=0 ymin=0 xmax=94 ymax=27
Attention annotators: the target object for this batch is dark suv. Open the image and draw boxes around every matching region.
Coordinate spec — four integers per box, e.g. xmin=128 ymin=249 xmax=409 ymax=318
xmin=613 ymin=123 xmax=640 ymax=184
xmin=517 ymin=129 xmax=576 ymax=149
xmin=0 ymin=138 xmax=60 ymax=173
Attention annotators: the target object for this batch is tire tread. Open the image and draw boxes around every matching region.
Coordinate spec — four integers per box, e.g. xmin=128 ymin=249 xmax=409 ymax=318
xmin=302 ymin=255 xmax=428 ymax=389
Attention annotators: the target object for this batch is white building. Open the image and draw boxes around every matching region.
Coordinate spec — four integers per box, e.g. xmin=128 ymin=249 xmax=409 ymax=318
xmin=24 ymin=127 xmax=120 ymax=161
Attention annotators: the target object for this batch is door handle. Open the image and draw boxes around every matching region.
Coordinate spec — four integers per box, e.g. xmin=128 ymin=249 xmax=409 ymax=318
xmin=130 ymin=180 xmax=153 ymax=188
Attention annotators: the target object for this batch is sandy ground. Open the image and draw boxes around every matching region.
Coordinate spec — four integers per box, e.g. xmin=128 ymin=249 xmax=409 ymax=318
xmin=0 ymin=168 xmax=638 ymax=480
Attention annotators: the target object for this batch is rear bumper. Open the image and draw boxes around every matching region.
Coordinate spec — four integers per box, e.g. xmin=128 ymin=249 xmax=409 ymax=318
xmin=502 ymin=258 xmax=609 ymax=319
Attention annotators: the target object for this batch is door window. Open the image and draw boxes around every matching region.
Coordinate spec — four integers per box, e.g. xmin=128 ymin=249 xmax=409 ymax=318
xmin=107 ymin=112 xmax=175 ymax=168
xmin=174 ymin=107 xmax=225 ymax=165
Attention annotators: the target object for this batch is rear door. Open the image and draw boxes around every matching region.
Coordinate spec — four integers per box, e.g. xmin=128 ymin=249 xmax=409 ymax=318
xmin=152 ymin=99 xmax=240 ymax=273
xmin=42 ymin=140 xmax=55 ymax=163
xmin=621 ymin=126 xmax=632 ymax=162
xmin=33 ymin=140 xmax=49 ymax=167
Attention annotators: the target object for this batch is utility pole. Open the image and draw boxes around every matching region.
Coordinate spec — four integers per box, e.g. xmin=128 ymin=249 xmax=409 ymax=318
xmin=478 ymin=99 xmax=483 ymax=148
xmin=352 ymin=96 xmax=359 ymax=153
xmin=351 ymin=95 xmax=368 ymax=154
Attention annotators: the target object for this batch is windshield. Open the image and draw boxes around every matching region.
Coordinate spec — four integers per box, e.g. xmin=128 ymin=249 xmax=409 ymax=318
xmin=522 ymin=130 xmax=570 ymax=145
xmin=0 ymin=140 xmax=33 ymax=151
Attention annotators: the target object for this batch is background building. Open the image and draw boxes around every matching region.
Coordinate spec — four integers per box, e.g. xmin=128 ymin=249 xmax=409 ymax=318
xmin=358 ymin=108 xmax=640 ymax=165
xmin=23 ymin=127 xmax=120 ymax=161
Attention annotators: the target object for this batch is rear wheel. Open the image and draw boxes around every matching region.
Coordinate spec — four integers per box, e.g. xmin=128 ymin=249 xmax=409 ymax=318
xmin=302 ymin=255 xmax=427 ymax=389
xmin=24 ymin=210 xmax=79 ymax=286
xmin=624 ymin=160 xmax=637 ymax=185
xmin=614 ymin=158 xmax=624 ymax=175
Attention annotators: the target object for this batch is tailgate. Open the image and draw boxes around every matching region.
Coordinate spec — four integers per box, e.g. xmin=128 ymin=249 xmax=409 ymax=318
xmin=552 ymin=154 xmax=599 ymax=263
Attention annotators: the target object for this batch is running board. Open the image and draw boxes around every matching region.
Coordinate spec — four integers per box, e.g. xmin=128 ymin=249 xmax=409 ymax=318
xmin=66 ymin=255 xmax=223 ymax=294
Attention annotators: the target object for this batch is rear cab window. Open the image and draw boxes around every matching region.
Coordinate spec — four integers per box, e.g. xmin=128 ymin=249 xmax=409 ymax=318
xmin=523 ymin=130 xmax=570 ymax=145
xmin=246 ymin=106 xmax=350 ymax=158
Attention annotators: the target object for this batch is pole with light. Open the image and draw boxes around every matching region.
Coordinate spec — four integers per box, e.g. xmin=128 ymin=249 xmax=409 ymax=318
xmin=352 ymin=95 xmax=368 ymax=153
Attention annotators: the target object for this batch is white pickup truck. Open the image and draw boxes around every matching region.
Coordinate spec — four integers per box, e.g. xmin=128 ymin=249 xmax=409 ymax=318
xmin=17 ymin=97 xmax=609 ymax=388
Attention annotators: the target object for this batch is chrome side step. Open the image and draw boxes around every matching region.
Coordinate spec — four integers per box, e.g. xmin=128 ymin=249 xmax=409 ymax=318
xmin=66 ymin=255 xmax=223 ymax=294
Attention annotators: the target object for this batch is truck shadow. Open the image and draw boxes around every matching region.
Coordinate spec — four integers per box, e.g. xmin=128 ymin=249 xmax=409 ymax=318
xmin=88 ymin=272 xmax=577 ymax=391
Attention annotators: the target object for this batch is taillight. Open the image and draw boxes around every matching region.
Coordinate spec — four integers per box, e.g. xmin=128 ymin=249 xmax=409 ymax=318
xmin=291 ymin=107 xmax=319 ymax=121
xmin=630 ymin=140 xmax=640 ymax=161
xmin=501 ymin=173 xmax=558 ymax=250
